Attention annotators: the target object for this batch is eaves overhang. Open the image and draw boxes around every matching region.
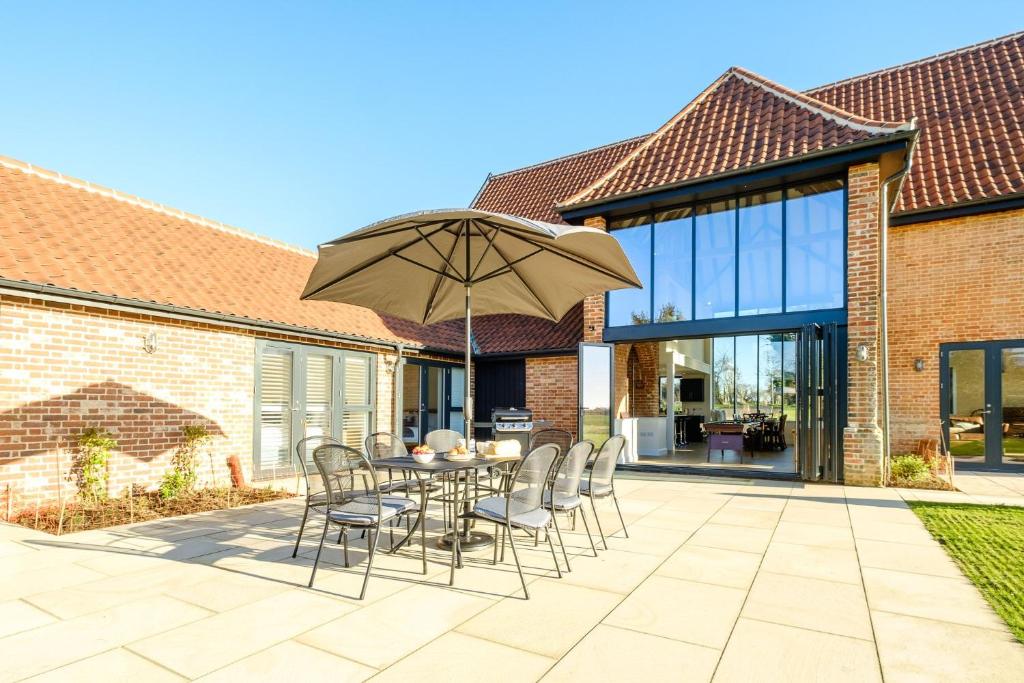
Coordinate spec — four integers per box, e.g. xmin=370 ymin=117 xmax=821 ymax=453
xmin=558 ymin=131 xmax=916 ymax=223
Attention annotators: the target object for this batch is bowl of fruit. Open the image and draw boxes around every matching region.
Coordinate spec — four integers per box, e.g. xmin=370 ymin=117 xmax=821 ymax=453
xmin=411 ymin=445 xmax=435 ymax=464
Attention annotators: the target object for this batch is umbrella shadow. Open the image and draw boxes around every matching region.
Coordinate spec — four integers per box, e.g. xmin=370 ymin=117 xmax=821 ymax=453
xmin=1 ymin=380 xmax=226 ymax=464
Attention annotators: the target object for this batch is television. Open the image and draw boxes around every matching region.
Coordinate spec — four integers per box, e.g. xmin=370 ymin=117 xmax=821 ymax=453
xmin=680 ymin=377 xmax=704 ymax=403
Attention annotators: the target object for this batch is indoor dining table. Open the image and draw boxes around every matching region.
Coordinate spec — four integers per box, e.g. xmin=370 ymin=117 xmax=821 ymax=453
xmin=371 ymin=454 xmax=521 ymax=585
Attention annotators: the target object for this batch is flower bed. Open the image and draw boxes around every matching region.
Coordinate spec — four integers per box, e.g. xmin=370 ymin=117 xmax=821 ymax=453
xmin=9 ymin=486 xmax=294 ymax=535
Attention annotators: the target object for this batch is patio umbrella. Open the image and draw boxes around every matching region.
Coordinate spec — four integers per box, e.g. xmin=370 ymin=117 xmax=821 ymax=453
xmin=301 ymin=208 xmax=641 ymax=437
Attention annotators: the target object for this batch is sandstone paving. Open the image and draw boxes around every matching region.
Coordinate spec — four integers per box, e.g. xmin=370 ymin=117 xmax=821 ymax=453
xmin=0 ymin=472 xmax=1021 ymax=681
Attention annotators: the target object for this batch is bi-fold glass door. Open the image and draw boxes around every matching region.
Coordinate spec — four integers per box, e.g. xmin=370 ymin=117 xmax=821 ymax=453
xmin=941 ymin=341 xmax=1024 ymax=466
xmin=401 ymin=361 xmax=465 ymax=446
xmin=796 ymin=323 xmax=846 ymax=482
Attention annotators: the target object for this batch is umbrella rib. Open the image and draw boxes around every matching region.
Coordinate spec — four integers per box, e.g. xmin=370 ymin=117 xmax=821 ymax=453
xmin=490 ymin=227 xmax=641 ymax=288
xmin=490 ymin=241 xmax=558 ymax=320
xmin=419 ymin=223 xmax=465 ymax=324
xmin=473 ymin=247 xmax=545 ymax=284
xmin=302 ymin=224 xmax=452 ymax=299
xmin=468 ymin=224 xmax=500 ymax=280
xmin=393 ymin=253 xmax=464 ymax=283
xmin=415 ymin=225 xmax=465 ymax=279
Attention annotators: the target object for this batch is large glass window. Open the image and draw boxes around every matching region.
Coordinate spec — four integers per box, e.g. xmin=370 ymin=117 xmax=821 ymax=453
xmin=695 ymin=199 xmax=736 ymax=319
xmin=607 ymin=220 xmax=651 ymax=326
xmin=738 ymin=191 xmax=783 ymax=315
xmin=605 ymin=179 xmax=845 ymax=328
xmin=712 ymin=337 xmax=736 ymax=419
xmin=735 ymin=335 xmax=759 ymax=415
xmin=786 ymin=181 xmax=844 ymax=311
xmin=653 ymin=207 xmax=693 ymax=322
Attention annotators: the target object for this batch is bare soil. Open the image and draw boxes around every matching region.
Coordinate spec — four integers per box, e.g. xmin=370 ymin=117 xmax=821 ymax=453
xmin=8 ymin=487 xmax=294 ymax=535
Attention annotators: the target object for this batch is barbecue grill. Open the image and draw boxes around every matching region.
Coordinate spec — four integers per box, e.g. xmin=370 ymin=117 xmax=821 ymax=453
xmin=491 ymin=407 xmax=533 ymax=452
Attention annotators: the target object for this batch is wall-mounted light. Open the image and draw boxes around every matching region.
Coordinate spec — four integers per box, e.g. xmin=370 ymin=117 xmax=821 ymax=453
xmin=914 ymin=358 xmax=925 ymax=372
xmin=856 ymin=344 xmax=869 ymax=362
xmin=143 ymin=332 xmax=158 ymax=354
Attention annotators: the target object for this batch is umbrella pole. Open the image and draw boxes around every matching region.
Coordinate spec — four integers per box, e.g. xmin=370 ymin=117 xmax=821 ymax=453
xmin=464 ymin=284 xmax=473 ymax=440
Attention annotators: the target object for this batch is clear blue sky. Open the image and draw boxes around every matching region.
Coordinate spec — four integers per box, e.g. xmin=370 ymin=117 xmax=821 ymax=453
xmin=1 ymin=2 xmax=1020 ymax=249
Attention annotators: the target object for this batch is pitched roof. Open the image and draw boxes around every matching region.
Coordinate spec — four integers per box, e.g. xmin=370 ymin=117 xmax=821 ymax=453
xmin=475 ymin=32 xmax=1023 ymax=221
xmin=0 ymin=157 xmax=468 ymax=351
xmin=561 ymin=67 xmax=912 ymax=207
xmin=806 ymin=31 xmax=1024 ymax=214
xmin=472 ymin=135 xmax=650 ymax=223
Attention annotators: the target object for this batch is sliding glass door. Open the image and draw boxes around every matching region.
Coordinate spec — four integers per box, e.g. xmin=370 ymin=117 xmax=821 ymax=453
xmin=942 ymin=341 xmax=1024 ymax=466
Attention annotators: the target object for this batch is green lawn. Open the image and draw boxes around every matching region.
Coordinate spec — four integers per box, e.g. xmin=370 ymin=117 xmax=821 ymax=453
xmin=950 ymin=436 xmax=1024 ymax=459
xmin=907 ymin=501 xmax=1024 ymax=643
xmin=582 ymin=412 xmax=611 ymax=445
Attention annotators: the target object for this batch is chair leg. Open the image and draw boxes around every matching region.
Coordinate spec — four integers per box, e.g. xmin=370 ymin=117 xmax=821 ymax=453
xmin=506 ymin=524 xmax=529 ymax=599
xmin=578 ymin=505 xmax=599 ymax=557
xmin=590 ymin=495 xmax=608 ymax=550
xmin=292 ymin=503 xmax=310 ymax=558
xmin=551 ymin=510 xmax=571 ymax=572
xmin=343 ymin=528 xmax=350 ymax=568
xmin=359 ymin=528 xmax=380 ymax=601
xmin=545 ymin=524 xmax=563 ymax=579
xmin=493 ymin=523 xmax=500 ymax=565
xmin=612 ymin=492 xmax=629 ymax=539
xmin=308 ymin=518 xmax=330 ymax=588
xmin=500 ymin=525 xmax=506 ymax=562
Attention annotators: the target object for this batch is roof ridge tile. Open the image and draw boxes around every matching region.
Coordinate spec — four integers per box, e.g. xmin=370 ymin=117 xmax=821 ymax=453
xmin=0 ymin=154 xmax=315 ymax=257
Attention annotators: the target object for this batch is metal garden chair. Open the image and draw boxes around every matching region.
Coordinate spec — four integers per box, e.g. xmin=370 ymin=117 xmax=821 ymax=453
xmin=530 ymin=428 xmax=574 ymax=454
xmin=308 ymin=443 xmax=421 ymax=600
xmin=543 ymin=440 xmax=598 ymax=570
xmin=581 ymin=434 xmax=629 ymax=549
xmin=467 ymin=443 xmax=563 ymax=599
xmin=291 ymin=434 xmax=342 ymax=558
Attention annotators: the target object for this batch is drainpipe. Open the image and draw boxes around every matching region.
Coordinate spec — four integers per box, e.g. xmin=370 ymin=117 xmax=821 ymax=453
xmin=879 ymin=130 xmax=916 ymax=485
xmin=394 ymin=344 xmax=405 ymax=437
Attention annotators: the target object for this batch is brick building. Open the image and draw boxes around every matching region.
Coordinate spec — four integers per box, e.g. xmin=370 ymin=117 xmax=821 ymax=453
xmin=2 ymin=32 xmax=1023 ymax=510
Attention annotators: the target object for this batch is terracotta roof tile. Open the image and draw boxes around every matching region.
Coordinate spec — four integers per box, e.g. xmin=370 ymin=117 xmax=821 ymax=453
xmin=561 ymin=67 xmax=911 ymax=207
xmin=472 ymin=136 xmax=650 ymax=223
xmin=0 ymin=158 xmax=465 ymax=352
xmin=806 ymin=31 xmax=1024 ymax=214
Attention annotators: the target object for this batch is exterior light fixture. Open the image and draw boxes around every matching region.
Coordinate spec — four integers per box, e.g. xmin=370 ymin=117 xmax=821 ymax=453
xmin=914 ymin=358 xmax=925 ymax=372
xmin=143 ymin=332 xmax=158 ymax=354
xmin=856 ymin=344 xmax=869 ymax=362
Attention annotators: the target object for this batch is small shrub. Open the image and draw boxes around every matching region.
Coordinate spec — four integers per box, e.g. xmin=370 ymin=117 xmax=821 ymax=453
xmin=160 ymin=424 xmax=213 ymax=499
xmin=75 ymin=428 xmax=116 ymax=501
xmin=890 ymin=454 xmax=929 ymax=483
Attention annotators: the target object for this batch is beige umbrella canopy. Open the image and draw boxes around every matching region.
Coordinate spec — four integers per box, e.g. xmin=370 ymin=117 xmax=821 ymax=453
xmin=302 ymin=208 xmax=641 ymax=436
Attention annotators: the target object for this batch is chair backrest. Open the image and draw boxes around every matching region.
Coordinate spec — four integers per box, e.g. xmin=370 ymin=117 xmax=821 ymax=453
xmin=425 ymin=429 xmax=462 ymax=452
xmin=294 ymin=435 xmax=342 ymax=497
xmin=552 ymin=440 xmax=595 ymax=500
xmin=777 ymin=412 xmax=787 ymax=432
xmin=507 ymin=443 xmax=560 ymax=516
xmin=312 ymin=443 xmax=381 ymax=513
xmin=590 ymin=435 xmax=626 ymax=490
xmin=530 ymin=428 xmax=573 ymax=454
xmin=365 ymin=432 xmax=408 ymax=460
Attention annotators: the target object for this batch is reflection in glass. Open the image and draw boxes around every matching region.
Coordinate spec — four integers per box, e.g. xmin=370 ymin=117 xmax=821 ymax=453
xmin=426 ymin=366 xmax=441 ymax=433
xmin=759 ymin=335 xmax=783 ymax=415
xmin=712 ymin=337 xmax=736 ymax=420
xmin=947 ymin=349 xmax=987 ymax=459
xmin=653 ymin=207 xmax=692 ymax=322
xmin=608 ymin=223 xmax=652 ymax=326
xmin=738 ymin=192 xmax=782 ymax=315
xmin=581 ymin=345 xmax=612 ymax=444
xmin=786 ymin=182 xmax=844 ymax=311
xmin=735 ymin=335 xmax=759 ymax=415
xmin=449 ymin=367 xmax=465 ymax=435
xmin=1002 ymin=348 xmax=1024 ymax=461
xmin=402 ymin=364 xmax=421 ymax=445
xmin=695 ymin=200 xmax=736 ymax=319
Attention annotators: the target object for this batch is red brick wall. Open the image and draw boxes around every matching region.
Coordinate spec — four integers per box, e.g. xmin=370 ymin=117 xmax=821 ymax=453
xmin=888 ymin=207 xmax=1024 ymax=452
xmin=525 ymin=355 xmax=578 ymax=438
xmin=843 ymin=162 xmax=885 ymax=486
xmin=0 ymin=295 xmax=396 ymax=512
xmin=582 ymin=215 xmax=608 ymax=343
xmin=614 ymin=342 xmax=659 ymax=418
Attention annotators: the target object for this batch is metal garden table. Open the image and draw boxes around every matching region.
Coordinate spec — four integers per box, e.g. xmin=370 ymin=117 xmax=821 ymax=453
xmin=372 ymin=455 xmax=520 ymax=585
